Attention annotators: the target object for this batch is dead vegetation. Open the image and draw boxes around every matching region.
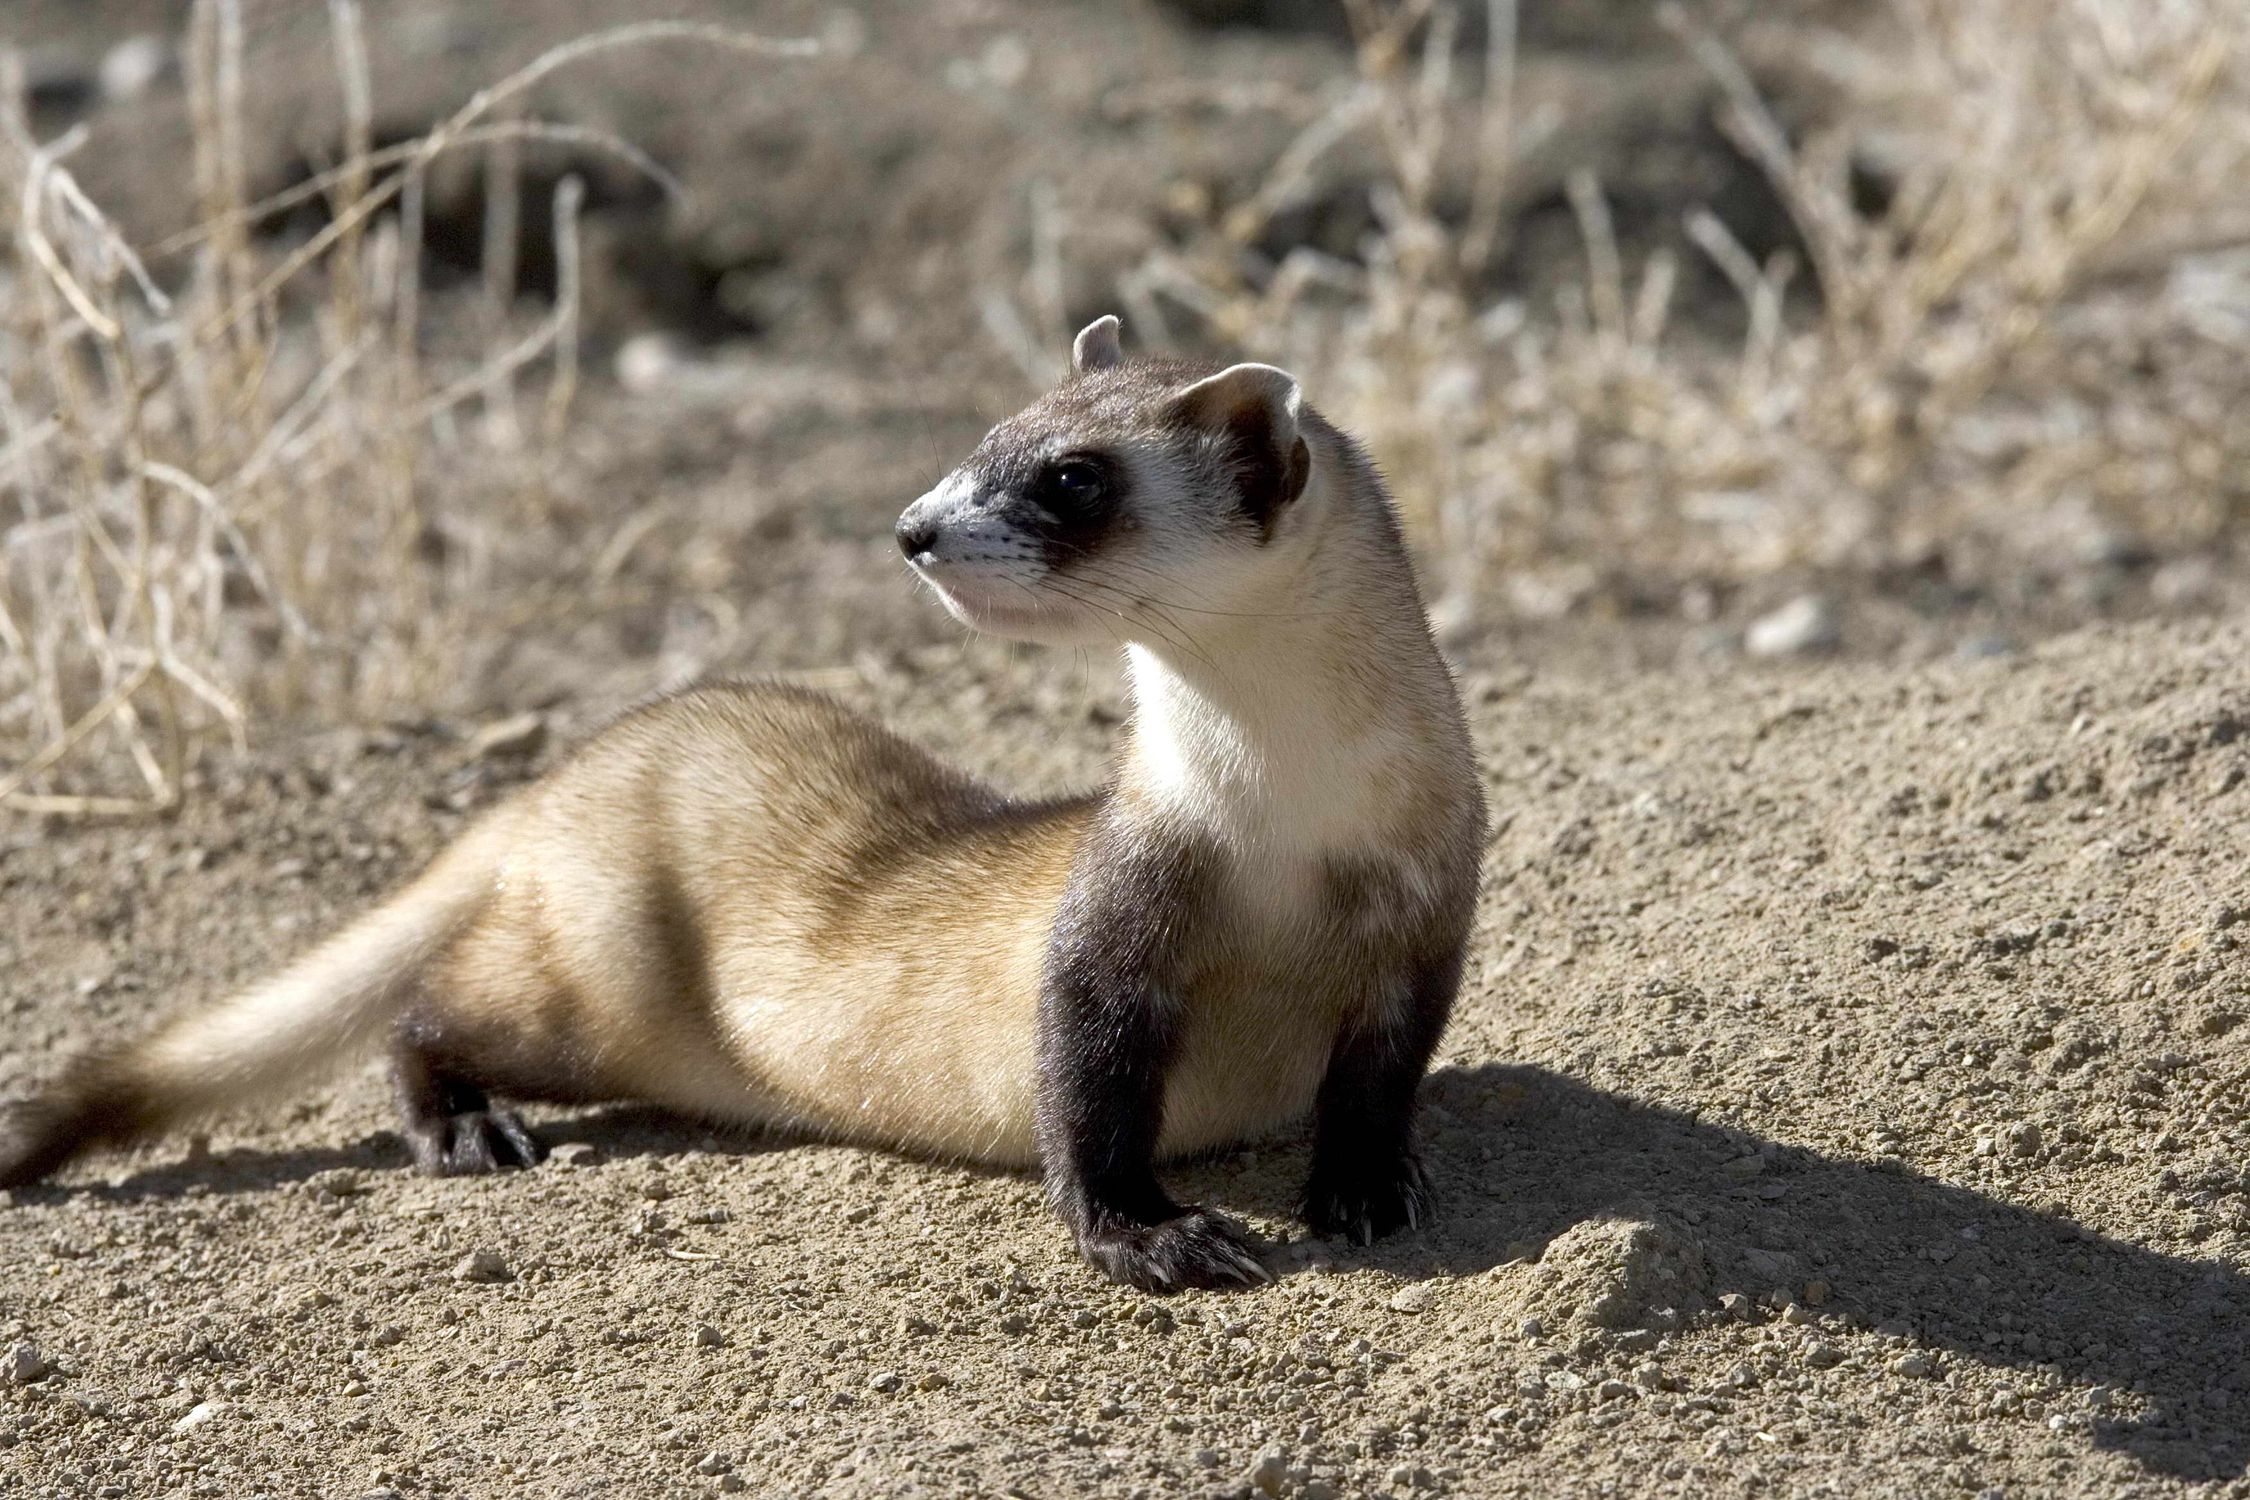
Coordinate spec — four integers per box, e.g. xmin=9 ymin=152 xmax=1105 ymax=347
xmin=2 ymin=0 xmax=2244 ymax=810
xmin=0 ymin=3 xmax=813 ymax=813
xmin=1082 ymin=0 xmax=2248 ymax=620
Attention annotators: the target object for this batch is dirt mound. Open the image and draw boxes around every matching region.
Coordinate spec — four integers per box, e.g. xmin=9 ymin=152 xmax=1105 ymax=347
xmin=4 ymin=614 xmax=2248 ymax=1495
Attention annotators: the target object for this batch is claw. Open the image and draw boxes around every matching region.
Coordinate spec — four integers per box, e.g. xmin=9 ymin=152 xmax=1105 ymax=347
xmin=1076 ymin=1205 xmax=1270 ymax=1292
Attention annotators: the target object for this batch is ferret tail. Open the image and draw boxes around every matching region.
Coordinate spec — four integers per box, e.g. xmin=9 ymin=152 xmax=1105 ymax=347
xmin=0 ymin=811 xmax=516 ymax=1188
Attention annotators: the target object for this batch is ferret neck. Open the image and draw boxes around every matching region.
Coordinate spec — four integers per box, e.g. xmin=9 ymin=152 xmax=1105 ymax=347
xmin=1114 ymin=477 xmax=1458 ymax=853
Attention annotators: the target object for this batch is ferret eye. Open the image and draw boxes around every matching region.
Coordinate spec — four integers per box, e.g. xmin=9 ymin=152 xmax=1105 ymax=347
xmin=1046 ymin=460 xmax=1106 ymax=507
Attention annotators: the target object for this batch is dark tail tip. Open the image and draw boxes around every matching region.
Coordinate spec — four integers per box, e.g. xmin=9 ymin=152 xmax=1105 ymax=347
xmin=0 ymin=1055 xmax=159 ymax=1189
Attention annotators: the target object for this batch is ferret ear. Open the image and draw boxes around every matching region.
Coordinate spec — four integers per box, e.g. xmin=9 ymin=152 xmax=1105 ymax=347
xmin=1071 ymin=315 xmax=1124 ymax=375
xmin=1166 ymin=363 xmax=1311 ymax=534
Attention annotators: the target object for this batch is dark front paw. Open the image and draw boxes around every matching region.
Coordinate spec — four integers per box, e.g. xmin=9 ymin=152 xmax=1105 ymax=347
xmin=407 ymin=1108 xmax=546 ymax=1177
xmin=1304 ymin=1153 xmax=1432 ymax=1245
xmin=1075 ymin=1206 xmax=1272 ymax=1292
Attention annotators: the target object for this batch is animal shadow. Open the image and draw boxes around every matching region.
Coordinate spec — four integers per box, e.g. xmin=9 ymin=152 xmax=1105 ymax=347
xmin=1332 ymin=1063 xmax=2248 ymax=1481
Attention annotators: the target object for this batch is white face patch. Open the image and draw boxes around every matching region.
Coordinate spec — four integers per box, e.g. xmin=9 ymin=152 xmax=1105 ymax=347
xmin=896 ymin=467 xmax=1119 ymax=646
xmin=893 ymin=355 xmax=1318 ymax=651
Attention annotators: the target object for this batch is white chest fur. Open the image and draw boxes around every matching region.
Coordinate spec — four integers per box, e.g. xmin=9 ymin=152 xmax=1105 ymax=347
xmin=1124 ymin=642 xmax=1422 ymax=860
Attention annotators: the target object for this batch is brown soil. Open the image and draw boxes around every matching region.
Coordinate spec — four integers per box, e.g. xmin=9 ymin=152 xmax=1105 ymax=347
xmin=7 ymin=2 xmax=2250 ymax=1496
xmin=5 ymin=617 xmax=2249 ymax=1498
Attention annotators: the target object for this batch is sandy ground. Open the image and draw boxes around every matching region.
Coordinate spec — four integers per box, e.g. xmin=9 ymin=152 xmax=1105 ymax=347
xmin=4 ymin=615 xmax=2248 ymax=1499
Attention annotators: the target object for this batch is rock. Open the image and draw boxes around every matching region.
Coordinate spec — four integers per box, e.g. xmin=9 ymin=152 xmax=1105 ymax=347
xmin=1890 ymin=1352 xmax=1936 ymax=1377
xmin=695 ymin=1452 xmax=732 ymax=1476
xmin=867 ymin=1371 xmax=902 ymax=1393
xmin=550 ymin=1142 xmax=602 ymax=1168
xmin=916 ymin=1371 xmax=949 ymax=1391
xmin=1248 ymin=1446 xmax=1288 ymax=1496
xmin=1955 ymin=634 xmax=2017 ymax=661
xmin=1387 ymin=1284 xmax=1434 ymax=1314
xmin=616 ymin=333 xmax=696 ymax=393
xmin=6 ymin=1343 xmax=52 ymax=1385
xmin=98 ymin=35 xmax=170 ymax=102
xmin=1745 ymin=595 xmax=1840 ymax=658
xmin=693 ymin=1324 xmax=727 ymax=1349
xmin=466 ymin=712 xmax=547 ymax=761
xmin=453 ymin=1250 xmax=512 ymax=1284
xmin=172 ymin=1400 xmax=224 ymax=1432
xmin=2007 ymin=1121 xmax=2043 ymax=1157
xmin=308 ymin=1168 xmax=368 ymax=1199
xmin=1803 ymin=1342 xmax=1843 ymax=1368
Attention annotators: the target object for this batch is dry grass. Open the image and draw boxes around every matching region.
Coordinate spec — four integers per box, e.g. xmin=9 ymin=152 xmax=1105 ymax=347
xmin=1096 ymin=0 xmax=2249 ymax=621
xmin=7 ymin=0 xmax=2243 ymax=810
xmin=0 ymin=4 xmax=815 ymax=814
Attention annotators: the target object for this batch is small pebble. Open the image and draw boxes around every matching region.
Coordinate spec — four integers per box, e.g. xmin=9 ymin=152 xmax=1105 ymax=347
xmin=453 ymin=1250 xmax=511 ymax=1284
xmin=1745 ymin=595 xmax=1840 ymax=658
xmin=615 ymin=333 xmax=696 ymax=393
xmin=98 ymin=35 xmax=170 ymax=101
xmin=172 ymin=1400 xmax=224 ymax=1433
xmin=1890 ymin=1352 xmax=1936 ymax=1378
xmin=1387 ymin=1284 xmax=1434 ymax=1314
xmin=1248 ymin=1447 xmax=1288 ymax=1497
xmin=693 ymin=1324 xmax=727 ymax=1349
xmin=868 ymin=1371 xmax=902 ymax=1393
xmin=6 ymin=1343 xmax=52 ymax=1385
xmin=695 ymin=1452 xmax=732 ymax=1476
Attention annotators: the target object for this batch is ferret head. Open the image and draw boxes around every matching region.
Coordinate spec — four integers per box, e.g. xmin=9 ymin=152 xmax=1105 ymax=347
xmin=896 ymin=316 xmax=1318 ymax=647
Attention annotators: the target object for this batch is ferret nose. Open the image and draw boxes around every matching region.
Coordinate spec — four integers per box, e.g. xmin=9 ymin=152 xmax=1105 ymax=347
xmin=895 ymin=513 xmax=940 ymax=561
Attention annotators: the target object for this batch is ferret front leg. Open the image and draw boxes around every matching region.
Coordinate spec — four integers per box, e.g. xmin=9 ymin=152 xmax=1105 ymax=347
xmin=1303 ymin=949 xmax=1461 ymax=1244
xmin=1035 ymin=975 xmax=1269 ymax=1291
xmin=1037 ymin=838 xmax=1269 ymax=1292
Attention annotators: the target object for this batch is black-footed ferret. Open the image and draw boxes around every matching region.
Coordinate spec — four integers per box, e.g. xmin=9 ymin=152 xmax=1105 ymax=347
xmin=0 ymin=317 xmax=1486 ymax=1291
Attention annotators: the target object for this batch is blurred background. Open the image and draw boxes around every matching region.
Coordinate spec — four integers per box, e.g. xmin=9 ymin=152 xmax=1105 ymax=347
xmin=3 ymin=0 xmax=2246 ymax=809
